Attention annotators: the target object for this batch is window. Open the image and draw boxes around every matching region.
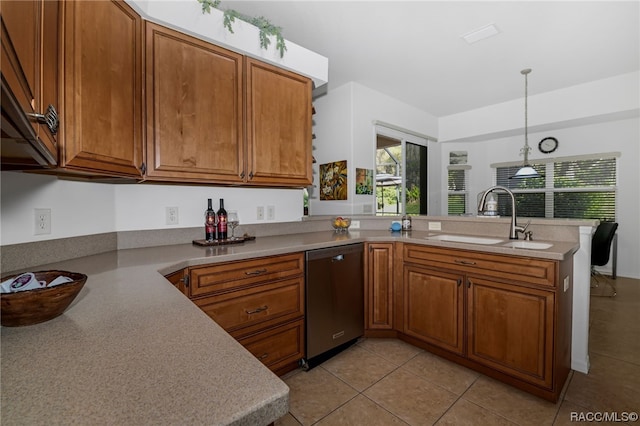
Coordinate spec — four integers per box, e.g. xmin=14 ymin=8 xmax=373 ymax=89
xmin=494 ymin=154 xmax=618 ymax=221
xmin=375 ymin=126 xmax=429 ymax=216
xmin=448 ymin=167 xmax=469 ymax=215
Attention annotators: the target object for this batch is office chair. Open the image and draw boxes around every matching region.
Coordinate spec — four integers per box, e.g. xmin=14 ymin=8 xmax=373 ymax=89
xmin=591 ymin=221 xmax=619 ymax=297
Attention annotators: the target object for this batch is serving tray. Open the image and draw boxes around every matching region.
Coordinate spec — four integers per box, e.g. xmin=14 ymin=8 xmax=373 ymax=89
xmin=192 ymin=235 xmax=256 ymax=247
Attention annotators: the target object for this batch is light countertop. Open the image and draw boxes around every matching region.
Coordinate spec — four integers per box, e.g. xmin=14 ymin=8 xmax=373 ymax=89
xmin=1 ymin=230 xmax=578 ymax=425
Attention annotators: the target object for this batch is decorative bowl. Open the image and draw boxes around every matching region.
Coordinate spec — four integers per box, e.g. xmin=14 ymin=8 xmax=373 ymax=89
xmin=1 ymin=270 xmax=87 ymax=327
xmin=331 ymin=216 xmax=351 ymax=232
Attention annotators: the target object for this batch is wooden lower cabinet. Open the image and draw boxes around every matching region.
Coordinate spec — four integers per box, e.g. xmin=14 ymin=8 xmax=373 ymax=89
xmin=467 ymin=276 xmax=554 ymax=388
xmin=185 ymin=253 xmax=305 ymax=376
xmin=193 ymin=277 xmax=304 ymax=338
xmin=364 ymin=243 xmax=395 ymax=331
xmin=402 ymin=264 xmax=464 ymax=355
xmin=238 ymin=319 xmax=304 ymax=376
xmin=164 ymin=268 xmax=188 ymax=296
xmin=400 ymin=243 xmax=572 ymax=402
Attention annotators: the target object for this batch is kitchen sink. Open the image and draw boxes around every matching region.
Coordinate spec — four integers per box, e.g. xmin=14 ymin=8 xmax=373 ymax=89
xmin=426 ymin=234 xmax=504 ymax=245
xmin=503 ymin=241 xmax=553 ymax=250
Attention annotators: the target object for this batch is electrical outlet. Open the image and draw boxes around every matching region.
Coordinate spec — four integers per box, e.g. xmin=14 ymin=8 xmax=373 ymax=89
xmin=428 ymin=221 xmax=442 ymax=231
xmin=166 ymin=207 xmax=179 ymax=225
xmin=350 ymin=220 xmax=360 ymax=229
xmin=34 ymin=208 xmax=51 ymax=235
xmin=267 ymin=205 xmax=275 ymax=220
xmin=564 ymin=276 xmax=570 ymax=292
xmin=257 ymin=206 xmax=265 ymax=220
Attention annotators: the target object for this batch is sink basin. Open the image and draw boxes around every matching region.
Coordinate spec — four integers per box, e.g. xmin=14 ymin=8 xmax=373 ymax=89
xmin=503 ymin=241 xmax=553 ymax=250
xmin=426 ymin=234 xmax=504 ymax=245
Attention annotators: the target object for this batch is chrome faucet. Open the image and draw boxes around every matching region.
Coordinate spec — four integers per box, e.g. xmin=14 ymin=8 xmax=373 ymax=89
xmin=477 ymin=186 xmax=529 ymax=240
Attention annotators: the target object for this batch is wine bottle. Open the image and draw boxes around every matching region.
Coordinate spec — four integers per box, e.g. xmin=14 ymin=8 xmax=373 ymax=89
xmin=217 ymin=198 xmax=228 ymax=240
xmin=205 ymin=198 xmax=217 ymax=242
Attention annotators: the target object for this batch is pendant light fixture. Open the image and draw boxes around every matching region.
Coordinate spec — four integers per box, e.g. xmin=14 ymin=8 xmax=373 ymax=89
xmin=510 ymin=68 xmax=541 ymax=179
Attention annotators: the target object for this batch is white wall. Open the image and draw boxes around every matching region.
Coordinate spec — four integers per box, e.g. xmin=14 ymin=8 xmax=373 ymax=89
xmin=307 ymin=83 xmax=353 ymax=215
xmin=439 ymin=71 xmax=639 ymax=143
xmin=114 ymin=184 xmax=302 ymax=231
xmin=310 ymin=82 xmax=439 ymax=216
xmin=0 ymin=173 xmax=116 ymax=244
xmin=440 ymin=117 xmax=640 ymax=279
xmin=0 ymin=171 xmax=304 ymax=245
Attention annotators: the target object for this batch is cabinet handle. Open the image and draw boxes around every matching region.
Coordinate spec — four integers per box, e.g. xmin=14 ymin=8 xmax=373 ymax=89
xmin=249 ymin=171 xmax=254 ymax=179
xmin=457 ymin=278 xmax=462 ymax=287
xmin=27 ymin=104 xmax=59 ymax=135
xmin=240 ymin=171 xmax=245 ymax=179
xmin=467 ymin=279 xmax=472 ymax=288
xmin=245 ymin=268 xmax=267 ymax=276
xmin=454 ymin=259 xmax=476 ymax=265
xmin=245 ymin=305 xmax=268 ymax=315
xmin=257 ymin=353 xmax=269 ymax=360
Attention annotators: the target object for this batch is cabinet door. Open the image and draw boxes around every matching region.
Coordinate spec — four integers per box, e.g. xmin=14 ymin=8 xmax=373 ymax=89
xmin=144 ymin=22 xmax=244 ymax=183
xmin=1 ymin=0 xmax=58 ymax=165
xmin=38 ymin=0 xmax=59 ymax=158
xmin=238 ymin=319 xmax=304 ymax=376
xmin=467 ymin=275 xmax=554 ymax=388
xmin=365 ymin=243 xmax=394 ymax=330
xmin=246 ymin=58 xmax=312 ymax=187
xmin=1 ymin=1 xmax=38 ymax=119
xmin=403 ymin=264 xmax=464 ymax=355
xmin=60 ymin=0 xmax=142 ymax=177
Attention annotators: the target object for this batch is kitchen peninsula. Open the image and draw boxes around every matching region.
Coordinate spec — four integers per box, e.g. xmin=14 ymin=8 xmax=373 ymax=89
xmin=1 ymin=217 xmax=589 ymax=423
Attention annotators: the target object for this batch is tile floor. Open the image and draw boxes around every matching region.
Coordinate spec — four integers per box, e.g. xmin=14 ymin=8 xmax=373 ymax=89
xmin=276 ymin=276 xmax=640 ymax=425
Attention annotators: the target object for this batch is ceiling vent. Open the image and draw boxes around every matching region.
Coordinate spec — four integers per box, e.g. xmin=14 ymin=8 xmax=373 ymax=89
xmin=461 ymin=23 xmax=500 ymax=44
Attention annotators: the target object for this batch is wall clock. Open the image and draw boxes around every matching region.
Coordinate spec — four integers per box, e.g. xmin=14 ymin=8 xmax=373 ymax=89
xmin=538 ymin=137 xmax=558 ymax=154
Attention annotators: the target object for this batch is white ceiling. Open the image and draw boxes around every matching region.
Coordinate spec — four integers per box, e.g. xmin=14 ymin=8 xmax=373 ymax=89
xmin=221 ymin=1 xmax=639 ymax=117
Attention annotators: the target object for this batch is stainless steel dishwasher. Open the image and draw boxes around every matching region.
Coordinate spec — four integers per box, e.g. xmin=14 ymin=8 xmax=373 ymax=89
xmin=303 ymin=243 xmax=364 ymax=370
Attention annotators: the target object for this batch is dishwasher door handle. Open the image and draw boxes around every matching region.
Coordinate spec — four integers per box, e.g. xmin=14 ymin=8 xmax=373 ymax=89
xmin=332 ymin=254 xmax=344 ymax=262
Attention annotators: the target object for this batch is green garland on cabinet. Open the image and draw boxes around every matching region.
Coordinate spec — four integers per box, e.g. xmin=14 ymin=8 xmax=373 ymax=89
xmin=198 ymin=0 xmax=287 ymax=57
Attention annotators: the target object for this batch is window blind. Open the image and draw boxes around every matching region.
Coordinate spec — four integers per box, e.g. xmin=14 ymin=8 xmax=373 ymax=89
xmin=494 ymin=156 xmax=617 ymax=220
xmin=448 ymin=169 xmax=467 ymax=215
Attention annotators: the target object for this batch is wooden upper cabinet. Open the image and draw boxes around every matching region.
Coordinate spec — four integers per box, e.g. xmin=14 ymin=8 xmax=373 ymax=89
xmin=246 ymin=58 xmax=312 ymax=187
xmin=1 ymin=0 xmax=59 ymax=165
xmin=144 ymin=22 xmax=244 ymax=183
xmin=1 ymin=1 xmax=39 ymax=121
xmin=59 ymin=0 xmax=143 ymax=177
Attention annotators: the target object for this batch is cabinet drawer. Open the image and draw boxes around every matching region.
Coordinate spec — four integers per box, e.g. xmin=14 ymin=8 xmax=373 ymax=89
xmin=404 ymin=244 xmax=556 ymax=287
xmin=189 ymin=252 xmax=304 ymax=297
xmin=193 ymin=277 xmax=304 ymax=336
xmin=239 ymin=319 xmax=305 ymax=373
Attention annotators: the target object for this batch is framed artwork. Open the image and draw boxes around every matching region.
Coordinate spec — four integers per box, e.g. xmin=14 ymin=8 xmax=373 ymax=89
xmin=449 ymin=151 xmax=468 ymax=165
xmin=320 ymin=160 xmax=348 ymax=200
xmin=356 ymin=168 xmax=373 ymax=195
